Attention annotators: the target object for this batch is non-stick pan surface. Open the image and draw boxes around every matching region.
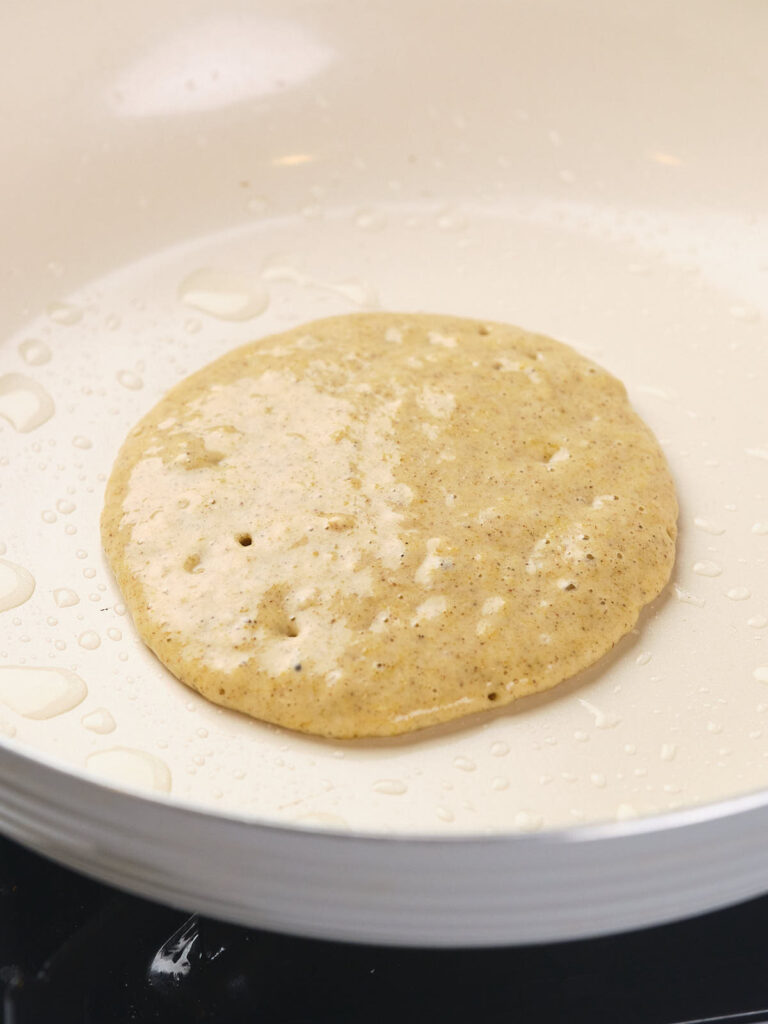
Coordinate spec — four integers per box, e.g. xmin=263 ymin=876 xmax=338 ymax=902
xmin=1 ymin=0 xmax=767 ymax=944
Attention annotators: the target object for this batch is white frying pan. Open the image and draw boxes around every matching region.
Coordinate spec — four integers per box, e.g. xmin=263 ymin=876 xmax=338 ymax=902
xmin=1 ymin=0 xmax=767 ymax=946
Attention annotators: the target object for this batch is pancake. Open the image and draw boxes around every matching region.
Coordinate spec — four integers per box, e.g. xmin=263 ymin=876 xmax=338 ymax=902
xmin=101 ymin=313 xmax=677 ymax=738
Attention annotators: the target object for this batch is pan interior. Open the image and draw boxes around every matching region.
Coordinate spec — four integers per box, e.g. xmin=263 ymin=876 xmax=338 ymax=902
xmin=1 ymin=0 xmax=767 ymax=836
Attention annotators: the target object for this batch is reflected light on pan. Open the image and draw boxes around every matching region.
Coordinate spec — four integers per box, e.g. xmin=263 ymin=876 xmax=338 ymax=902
xmin=647 ymin=151 xmax=684 ymax=166
xmin=111 ymin=16 xmax=333 ymax=117
xmin=271 ymin=153 xmax=316 ymax=167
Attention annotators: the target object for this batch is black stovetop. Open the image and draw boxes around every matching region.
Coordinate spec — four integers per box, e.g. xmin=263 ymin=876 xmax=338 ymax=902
xmin=1 ymin=834 xmax=767 ymax=1024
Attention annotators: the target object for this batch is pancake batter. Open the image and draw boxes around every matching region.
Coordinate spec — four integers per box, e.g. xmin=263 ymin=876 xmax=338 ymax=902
xmin=101 ymin=314 xmax=677 ymax=737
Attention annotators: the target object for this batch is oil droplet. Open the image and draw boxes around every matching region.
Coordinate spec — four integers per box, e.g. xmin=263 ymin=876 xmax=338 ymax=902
xmin=53 ymin=588 xmax=79 ymax=608
xmin=590 ymin=773 xmax=607 ymax=788
xmin=694 ymin=517 xmax=725 ymax=536
xmin=453 ymin=756 xmax=477 ymax=772
xmin=726 ymin=587 xmax=751 ymax=601
xmin=18 ymin=338 xmax=52 ymax=366
xmin=183 ymin=317 xmax=202 ymax=335
xmin=41 ymin=510 xmax=57 ymax=524
xmin=729 ymin=304 xmax=759 ymax=322
xmin=616 ymin=803 xmax=638 ymax=821
xmin=106 ymin=628 xmax=122 ymax=641
xmin=637 ymin=384 xmax=677 ymax=402
xmin=752 ymin=522 xmax=768 ymax=535
xmin=513 ymin=811 xmax=542 ymax=831
xmin=46 ymin=616 xmax=58 ymax=626
xmin=0 ymin=374 xmax=55 ymax=432
xmin=178 ymin=268 xmax=269 ymax=321
xmin=354 ymin=208 xmax=387 ymax=231
xmin=490 ymin=741 xmax=509 ymax=757
xmin=373 ymin=778 xmax=407 ymax=795
xmin=0 ymin=559 xmax=35 ymax=613
xmin=83 ymin=568 xmax=97 ymax=580
xmin=300 ymin=203 xmax=323 ymax=220
xmin=0 ymin=665 xmax=87 ymax=718
xmin=436 ymin=208 xmax=467 ymax=231
xmin=326 ymin=279 xmax=378 ymax=307
xmin=46 ymin=302 xmax=83 ymax=325
xmin=72 ymin=435 xmax=92 ymax=450
xmin=707 ymin=721 xmax=723 ymax=734
xmin=674 ymin=585 xmax=705 ymax=608
xmin=660 ymin=743 xmax=677 ymax=762
xmin=114 ymin=602 xmax=126 ymax=616
xmin=578 ymin=698 xmax=620 ymax=729
xmin=81 ymin=708 xmax=116 ymax=734
xmin=693 ymin=560 xmax=722 ymax=577
xmin=491 ymin=776 xmax=509 ymax=791
xmin=246 ymin=196 xmax=269 ymax=216
xmin=754 ymin=667 xmax=768 ymax=684
xmin=261 ymin=264 xmax=377 ymax=308
xmin=56 ymin=498 xmax=76 ymax=515
xmin=748 ymin=615 xmax=768 ymax=629
xmin=0 ymin=717 xmax=16 ymax=738
xmin=436 ymin=806 xmax=454 ymax=822
xmin=196 ymin=727 xmax=208 ymax=738
xmin=116 ymin=369 xmax=143 ymax=390
xmin=86 ymin=747 xmax=171 ymax=793
xmin=78 ymin=630 xmax=101 ymax=650
xmin=635 ymin=651 xmax=652 ymax=666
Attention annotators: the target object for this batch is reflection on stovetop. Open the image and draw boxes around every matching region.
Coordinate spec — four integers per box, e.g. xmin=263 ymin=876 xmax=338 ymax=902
xmin=1 ymin=835 xmax=768 ymax=1024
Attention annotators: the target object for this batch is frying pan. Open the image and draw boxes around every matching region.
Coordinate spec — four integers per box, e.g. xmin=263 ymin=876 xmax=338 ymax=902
xmin=1 ymin=0 xmax=767 ymax=946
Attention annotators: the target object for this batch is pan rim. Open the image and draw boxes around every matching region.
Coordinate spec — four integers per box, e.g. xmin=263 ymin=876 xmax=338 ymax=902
xmin=3 ymin=729 xmax=767 ymax=848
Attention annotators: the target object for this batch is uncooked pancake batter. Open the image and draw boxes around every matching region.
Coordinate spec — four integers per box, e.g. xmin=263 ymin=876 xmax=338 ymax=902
xmin=101 ymin=314 xmax=677 ymax=738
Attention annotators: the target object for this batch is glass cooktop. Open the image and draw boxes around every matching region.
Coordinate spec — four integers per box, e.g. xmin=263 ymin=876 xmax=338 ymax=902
xmin=1 ymin=834 xmax=766 ymax=1024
